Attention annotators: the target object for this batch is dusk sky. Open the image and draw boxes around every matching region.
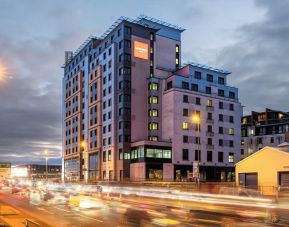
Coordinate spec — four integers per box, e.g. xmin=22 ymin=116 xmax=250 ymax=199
xmin=0 ymin=0 xmax=288 ymax=164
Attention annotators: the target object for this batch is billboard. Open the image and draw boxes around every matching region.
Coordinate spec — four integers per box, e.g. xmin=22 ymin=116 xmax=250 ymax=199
xmin=134 ymin=41 xmax=148 ymax=60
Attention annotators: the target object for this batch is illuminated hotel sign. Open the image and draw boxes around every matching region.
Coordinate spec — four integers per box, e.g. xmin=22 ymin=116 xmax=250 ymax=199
xmin=134 ymin=41 xmax=148 ymax=60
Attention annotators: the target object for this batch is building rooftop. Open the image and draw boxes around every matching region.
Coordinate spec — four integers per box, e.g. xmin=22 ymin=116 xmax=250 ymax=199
xmin=184 ymin=62 xmax=231 ymax=75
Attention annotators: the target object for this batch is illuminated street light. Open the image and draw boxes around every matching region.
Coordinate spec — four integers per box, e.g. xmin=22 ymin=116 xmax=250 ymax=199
xmin=0 ymin=63 xmax=7 ymax=82
xmin=192 ymin=114 xmax=201 ymax=183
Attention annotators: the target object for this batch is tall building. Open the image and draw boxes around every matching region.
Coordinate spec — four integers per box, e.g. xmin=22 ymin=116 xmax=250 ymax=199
xmin=62 ymin=15 xmax=241 ymax=182
xmin=241 ymin=108 xmax=289 ymax=158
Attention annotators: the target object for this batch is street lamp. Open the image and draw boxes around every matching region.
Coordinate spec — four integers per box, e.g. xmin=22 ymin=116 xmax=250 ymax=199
xmin=44 ymin=149 xmax=49 ymax=181
xmin=81 ymin=141 xmax=88 ymax=184
xmin=192 ymin=114 xmax=200 ymax=183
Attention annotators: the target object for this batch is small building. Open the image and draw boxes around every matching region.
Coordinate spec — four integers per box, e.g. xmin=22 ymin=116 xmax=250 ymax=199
xmin=235 ymin=146 xmax=289 ymax=195
xmin=0 ymin=162 xmax=11 ymax=180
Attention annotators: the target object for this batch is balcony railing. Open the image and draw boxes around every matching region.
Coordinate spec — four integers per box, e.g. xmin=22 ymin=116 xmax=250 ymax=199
xmin=206 ymin=144 xmax=214 ymax=150
xmin=206 ymin=131 xmax=214 ymax=137
xmin=206 ymin=119 xmax=214 ymax=124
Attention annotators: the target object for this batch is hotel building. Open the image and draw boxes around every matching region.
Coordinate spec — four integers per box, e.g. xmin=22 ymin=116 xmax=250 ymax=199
xmin=62 ymin=15 xmax=241 ymax=182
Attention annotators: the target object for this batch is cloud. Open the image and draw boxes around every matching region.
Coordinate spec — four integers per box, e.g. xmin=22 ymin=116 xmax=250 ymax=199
xmin=216 ymin=0 xmax=289 ymax=114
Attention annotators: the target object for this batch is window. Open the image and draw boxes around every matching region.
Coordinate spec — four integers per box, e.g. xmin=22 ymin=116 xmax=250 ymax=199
xmin=207 ymin=74 xmax=213 ymax=82
xmin=229 ymin=104 xmax=234 ymax=111
xmin=241 ymin=149 xmax=244 ymax=155
xmin=229 ymin=92 xmax=235 ymax=99
xmin=148 ymin=136 xmax=158 ymax=141
xmin=230 ymin=140 xmax=234 ymax=147
xmin=228 ymin=153 xmax=234 ymax=163
xmin=176 ymin=45 xmax=179 ymax=53
xmin=219 ymin=139 xmax=223 ymax=147
xmin=218 ymin=152 xmax=223 ymax=162
xmin=207 ymin=138 xmax=212 ymax=145
xmin=218 ymin=89 xmax=224 ymax=97
xmin=207 ymin=151 xmax=212 ymax=162
xmin=195 ymin=150 xmax=201 ymax=161
xmin=183 ymin=95 xmax=188 ymax=103
xmin=149 ymin=123 xmax=158 ymax=130
xmin=108 ymin=48 xmax=112 ymax=55
xmin=229 ymin=116 xmax=234 ymax=123
xmin=183 ymin=135 xmax=188 ymax=143
xmin=219 ymin=127 xmax=223 ymax=134
xmin=219 ymin=114 xmax=223 ymax=122
xmin=207 ymin=112 xmax=212 ymax=120
xmin=119 ymin=149 xmax=123 ymax=160
xmin=229 ymin=128 xmax=234 ymax=135
xmin=219 ymin=101 xmax=224 ymax=109
xmin=149 ymin=109 xmax=158 ymax=117
xmin=103 ymin=151 xmax=106 ymax=162
xmin=270 ymin=137 xmax=274 ymax=143
xmin=117 ymin=29 xmax=121 ymax=37
xmin=196 ymin=97 xmax=201 ymax=105
xmin=150 ymin=83 xmax=158 ymax=90
xmin=207 ymin=99 xmax=212 ymax=107
xmin=124 ymin=40 xmax=131 ymax=48
xmin=149 ymin=96 xmax=158 ymax=104
xmin=207 ymin=125 xmax=212 ymax=132
xmin=195 ymin=71 xmax=201 ymax=80
xmin=183 ymin=108 xmax=188 ymax=116
xmin=206 ymin=86 xmax=211 ymax=94
xmin=124 ymin=26 xmax=131 ymax=35
xmin=191 ymin=83 xmax=198 ymax=92
xmin=182 ymin=122 xmax=189 ymax=130
xmin=167 ymin=81 xmax=173 ymax=89
xmin=119 ymin=41 xmax=122 ymax=49
xmin=108 ymin=150 xmax=112 ymax=161
xmin=218 ymin=77 xmax=225 ymax=85
xmin=182 ymin=81 xmax=189 ymax=90
xmin=182 ymin=149 xmax=189 ymax=161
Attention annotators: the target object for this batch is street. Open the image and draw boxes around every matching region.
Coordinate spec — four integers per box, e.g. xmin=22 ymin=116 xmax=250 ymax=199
xmin=0 ymin=182 xmax=289 ymax=226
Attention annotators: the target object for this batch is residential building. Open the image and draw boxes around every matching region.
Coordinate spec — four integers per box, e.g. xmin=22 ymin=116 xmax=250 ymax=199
xmin=241 ymin=109 xmax=289 ymax=158
xmin=62 ymin=15 xmax=241 ymax=182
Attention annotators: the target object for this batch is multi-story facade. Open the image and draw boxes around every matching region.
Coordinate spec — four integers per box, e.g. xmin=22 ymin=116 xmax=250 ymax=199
xmin=241 ymin=109 xmax=289 ymax=158
xmin=62 ymin=15 xmax=241 ymax=182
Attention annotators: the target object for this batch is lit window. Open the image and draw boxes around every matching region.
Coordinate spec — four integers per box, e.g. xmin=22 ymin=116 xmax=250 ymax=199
xmin=207 ymin=99 xmax=212 ymax=107
xmin=176 ymin=58 xmax=179 ymax=64
xmin=150 ymin=47 xmax=153 ymax=53
xmin=150 ymin=83 xmax=158 ymax=90
xmin=229 ymin=128 xmax=234 ymax=135
xmin=176 ymin=45 xmax=179 ymax=53
xmin=228 ymin=153 xmax=234 ymax=163
xmin=149 ymin=109 xmax=158 ymax=117
xmin=149 ymin=136 xmax=158 ymax=141
xmin=149 ymin=96 xmax=158 ymax=104
xmin=163 ymin=150 xmax=171 ymax=159
xmin=183 ymin=121 xmax=189 ymax=130
xmin=149 ymin=123 xmax=158 ymax=130
xmin=150 ymin=61 xmax=153 ymax=67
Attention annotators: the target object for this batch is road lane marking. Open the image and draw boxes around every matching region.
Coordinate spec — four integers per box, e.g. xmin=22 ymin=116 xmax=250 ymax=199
xmin=77 ymin=214 xmax=103 ymax=222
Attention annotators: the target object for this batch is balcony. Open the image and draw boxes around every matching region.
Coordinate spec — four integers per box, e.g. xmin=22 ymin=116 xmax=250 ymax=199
xmin=206 ymin=106 xmax=214 ymax=111
xmin=206 ymin=131 xmax=214 ymax=137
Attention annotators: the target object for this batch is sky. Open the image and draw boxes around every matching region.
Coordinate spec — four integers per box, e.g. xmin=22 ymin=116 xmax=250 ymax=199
xmin=0 ymin=0 xmax=288 ymax=164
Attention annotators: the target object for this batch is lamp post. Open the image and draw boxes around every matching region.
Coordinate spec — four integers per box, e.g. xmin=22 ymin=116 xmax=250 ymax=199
xmin=81 ymin=141 xmax=88 ymax=184
xmin=44 ymin=150 xmax=49 ymax=181
xmin=192 ymin=114 xmax=200 ymax=183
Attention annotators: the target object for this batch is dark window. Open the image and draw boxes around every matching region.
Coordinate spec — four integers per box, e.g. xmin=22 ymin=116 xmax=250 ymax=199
xmin=195 ymin=71 xmax=201 ymax=80
xmin=230 ymin=140 xmax=234 ymax=147
xmin=124 ymin=26 xmax=132 ymax=35
xmin=218 ymin=152 xmax=224 ymax=162
xmin=219 ymin=139 xmax=223 ymax=147
xmin=219 ymin=114 xmax=223 ymax=122
xmin=207 ymin=74 xmax=213 ymax=82
xmin=182 ymin=81 xmax=189 ymax=90
xmin=207 ymin=151 xmax=213 ymax=162
xmin=183 ymin=135 xmax=188 ymax=143
xmin=270 ymin=137 xmax=274 ymax=143
xmin=196 ymin=97 xmax=201 ymax=105
xmin=241 ymin=149 xmax=244 ymax=155
xmin=183 ymin=109 xmax=188 ymax=116
xmin=206 ymin=86 xmax=211 ymax=94
xmin=219 ymin=101 xmax=224 ymax=109
xmin=229 ymin=103 xmax=234 ymax=111
xmin=229 ymin=116 xmax=234 ymax=123
xmin=207 ymin=112 xmax=212 ymax=120
xmin=208 ymin=138 xmax=212 ymax=145
xmin=195 ymin=150 xmax=201 ymax=161
xmin=219 ymin=127 xmax=223 ymax=134
xmin=191 ymin=83 xmax=198 ymax=92
xmin=218 ymin=77 xmax=225 ymax=85
xmin=167 ymin=81 xmax=173 ymax=89
xmin=183 ymin=95 xmax=188 ymax=103
xmin=182 ymin=149 xmax=189 ymax=161
xmin=103 ymin=151 xmax=106 ymax=162
xmin=218 ymin=89 xmax=224 ymax=97
xmin=207 ymin=125 xmax=212 ymax=132
xmin=229 ymin=92 xmax=235 ymax=99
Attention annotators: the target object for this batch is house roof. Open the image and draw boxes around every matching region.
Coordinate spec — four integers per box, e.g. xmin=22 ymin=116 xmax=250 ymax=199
xmin=236 ymin=146 xmax=289 ymax=166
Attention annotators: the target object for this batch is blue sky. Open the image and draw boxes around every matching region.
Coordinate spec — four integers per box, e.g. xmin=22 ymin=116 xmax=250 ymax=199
xmin=0 ymin=0 xmax=288 ymax=164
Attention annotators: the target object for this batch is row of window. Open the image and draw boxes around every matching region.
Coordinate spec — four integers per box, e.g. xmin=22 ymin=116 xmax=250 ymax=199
xmin=193 ymin=71 xmax=225 ymax=84
xmin=182 ymin=135 xmax=235 ymax=147
xmin=182 ymin=149 xmax=234 ymax=163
